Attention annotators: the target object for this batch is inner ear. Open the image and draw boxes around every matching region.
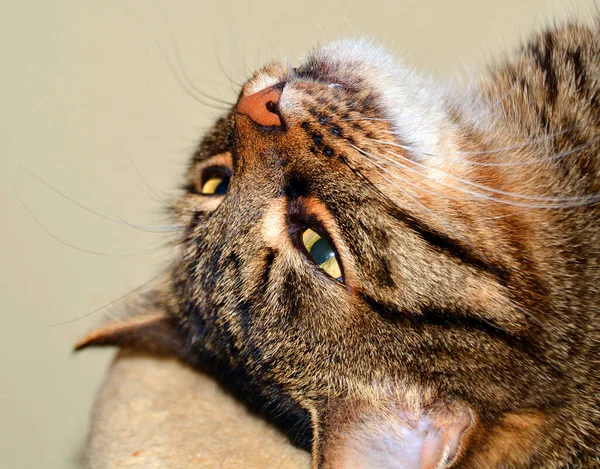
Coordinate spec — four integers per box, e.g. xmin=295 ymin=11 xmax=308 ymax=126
xmin=312 ymin=396 xmax=474 ymax=469
xmin=75 ymin=312 xmax=186 ymax=358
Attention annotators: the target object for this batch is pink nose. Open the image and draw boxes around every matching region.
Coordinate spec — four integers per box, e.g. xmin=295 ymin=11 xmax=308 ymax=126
xmin=237 ymin=83 xmax=284 ymax=127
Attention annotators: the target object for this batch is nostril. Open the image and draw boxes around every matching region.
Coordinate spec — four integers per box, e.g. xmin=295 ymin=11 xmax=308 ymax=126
xmin=237 ymin=83 xmax=285 ymax=127
xmin=265 ymin=101 xmax=278 ymax=114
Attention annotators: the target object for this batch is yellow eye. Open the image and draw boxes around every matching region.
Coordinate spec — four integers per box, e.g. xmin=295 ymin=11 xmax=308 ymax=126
xmin=301 ymin=227 xmax=342 ymax=281
xmin=201 ymin=174 xmax=229 ymax=195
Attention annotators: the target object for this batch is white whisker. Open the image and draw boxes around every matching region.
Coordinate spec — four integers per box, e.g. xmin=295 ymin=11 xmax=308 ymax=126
xmin=369 ymin=127 xmax=591 ymax=163
xmin=349 ymin=144 xmax=542 ymax=328
xmin=168 ymin=25 xmax=235 ymax=106
xmin=129 ymin=157 xmax=171 ymax=206
xmin=15 ymin=187 xmax=170 ymax=257
xmin=47 ymin=265 xmax=172 ymax=327
xmin=21 ymin=166 xmax=180 ymax=233
xmin=383 ymin=146 xmax=600 ymax=207
xmin=119 ymin=3 xmax=231 ymax=111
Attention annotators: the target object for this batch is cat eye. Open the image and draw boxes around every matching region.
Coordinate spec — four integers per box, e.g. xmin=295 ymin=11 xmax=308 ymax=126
xmin=301 ymin=226 xmax=342 ymax=281
xmin=200 ymin=167 xmax=230 ymax=195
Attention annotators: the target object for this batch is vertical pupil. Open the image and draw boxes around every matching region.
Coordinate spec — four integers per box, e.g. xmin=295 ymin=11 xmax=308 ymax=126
xmin=213 ymin=178 xmax=229 ymax=195
xmin=301 ymin=227 xmax=343 ymax=282
xmin=309 ymin=237 xmax=335 ymax=265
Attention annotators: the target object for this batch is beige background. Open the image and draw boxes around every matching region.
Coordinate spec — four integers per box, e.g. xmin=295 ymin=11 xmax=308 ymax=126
xmin=0 ymin=0 xmax=594 ymax=467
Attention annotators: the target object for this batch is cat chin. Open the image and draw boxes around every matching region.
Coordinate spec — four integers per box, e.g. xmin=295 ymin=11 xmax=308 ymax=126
xmin=304 ymin=38 xmax=459 ymax=161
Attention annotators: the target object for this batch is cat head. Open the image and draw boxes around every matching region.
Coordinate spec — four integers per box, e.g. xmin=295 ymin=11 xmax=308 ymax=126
xmin=78 ymin=39 xmax=593 ymax=468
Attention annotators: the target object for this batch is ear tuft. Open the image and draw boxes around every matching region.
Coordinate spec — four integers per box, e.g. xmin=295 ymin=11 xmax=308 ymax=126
xmin=75 ymin=313 xmax=186 ymax=358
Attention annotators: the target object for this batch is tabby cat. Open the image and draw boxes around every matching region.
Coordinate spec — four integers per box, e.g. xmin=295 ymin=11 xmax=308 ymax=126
xmin=78 ymin=19 xmax=600 ymax=468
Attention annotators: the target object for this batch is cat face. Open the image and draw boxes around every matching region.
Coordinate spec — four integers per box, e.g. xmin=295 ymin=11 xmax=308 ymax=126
xmin=168 ymin=41 xmax=562 ymax=467
xmin=79 ymin=31 xmax=599 ymax=468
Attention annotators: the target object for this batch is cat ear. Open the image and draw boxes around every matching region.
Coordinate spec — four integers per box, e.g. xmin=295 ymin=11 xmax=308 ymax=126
xmin=313 ymin=397 xmax=474 ymax=469
xmin=74 ymin=313 xmax=186 ymax=358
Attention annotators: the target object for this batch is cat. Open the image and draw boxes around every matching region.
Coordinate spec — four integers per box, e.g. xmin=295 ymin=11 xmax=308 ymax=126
xmin=77 ymin=18 xmax=600 ymax=468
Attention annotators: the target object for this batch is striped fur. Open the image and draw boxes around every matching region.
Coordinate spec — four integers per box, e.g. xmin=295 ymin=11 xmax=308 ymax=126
xmin=90 ymin=20 xmax=600 ymax=468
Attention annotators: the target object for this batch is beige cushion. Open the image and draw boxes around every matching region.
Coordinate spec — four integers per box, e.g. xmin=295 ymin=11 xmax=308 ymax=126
xmin=86 ymin=349 xmax=311 ymax=468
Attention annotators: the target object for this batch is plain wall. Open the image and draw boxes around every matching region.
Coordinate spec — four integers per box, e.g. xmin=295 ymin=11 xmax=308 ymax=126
xmin=1 ymin=1 xmax=594 ymax=467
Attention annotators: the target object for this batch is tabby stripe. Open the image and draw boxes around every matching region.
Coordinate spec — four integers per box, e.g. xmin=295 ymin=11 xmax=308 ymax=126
xmin=184 ymin=210 xmax=206 ymax=242
xmin=235 ymin=249 xmax=276 ymax=349
xmin=334 ymin=158 xmax=509 ymax=282
xmin=384 ymin=204 xmax=510 ymax=284
xmin=530 ymin=31 xmax=558 ymax=104
xmin=567 ymin=47 xmax=587 ymax=95
xmin=260 ymin=249 xmax=276 ymax=293
xmin=361 ymin=294 xmax=523 ymax=346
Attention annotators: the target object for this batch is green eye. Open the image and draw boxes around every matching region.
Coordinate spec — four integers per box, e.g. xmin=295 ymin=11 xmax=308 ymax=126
xmin=201 ymin=172 xmax=230 ymax=195
xmin=301 ymin=227 xmax=342 ymax=281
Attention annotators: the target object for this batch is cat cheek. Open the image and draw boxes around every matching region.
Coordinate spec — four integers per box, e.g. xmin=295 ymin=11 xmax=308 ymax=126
xmin=261 ymin=197 xmax=291 ymax=249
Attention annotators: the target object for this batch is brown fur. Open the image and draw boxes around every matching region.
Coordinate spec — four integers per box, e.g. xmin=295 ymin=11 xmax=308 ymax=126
xmin=80 ymin=20 xmax=600 ymax=468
